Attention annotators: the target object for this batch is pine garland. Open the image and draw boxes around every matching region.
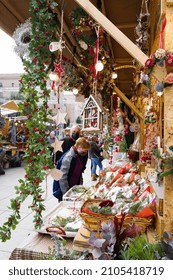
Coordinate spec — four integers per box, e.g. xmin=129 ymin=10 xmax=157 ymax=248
xmin=0 ymin=0 xmax=58 ymax=242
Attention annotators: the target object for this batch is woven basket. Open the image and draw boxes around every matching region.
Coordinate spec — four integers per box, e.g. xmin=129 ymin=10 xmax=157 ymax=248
xmin=80 ymin=199 xmax=153 ymax=232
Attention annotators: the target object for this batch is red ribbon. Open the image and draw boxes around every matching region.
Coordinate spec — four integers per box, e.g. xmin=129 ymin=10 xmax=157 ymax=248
xmin=159 ymin=17 xmax=167 ymax=49
xmin=51 ymin=81 xmax=55 ymax=90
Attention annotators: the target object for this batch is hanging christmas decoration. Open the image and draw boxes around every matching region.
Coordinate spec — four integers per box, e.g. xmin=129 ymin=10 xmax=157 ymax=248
xmin=135 ymin=0 xmax=150 ymax=53
xmin=49 ymin=40 xmax=65 ymax=52
xmin=12 ymin=19 xmax=32 ymax=59
xmin=70 ymin=7 xmax=113 ymax=107
xmin=51 ymin=110 xmax=67 ymax=125
xmin=51 ymin=137 xmax=63 ymax=154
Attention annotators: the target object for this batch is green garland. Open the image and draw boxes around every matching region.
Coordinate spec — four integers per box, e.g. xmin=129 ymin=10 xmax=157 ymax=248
xmin=0 ymin=0 xmax=58 ymax=242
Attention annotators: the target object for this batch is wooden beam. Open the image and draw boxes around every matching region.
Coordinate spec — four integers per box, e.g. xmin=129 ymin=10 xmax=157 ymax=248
xmin=114 ymin=85 xmax=143 ymax=120
xmin=116 ymin=23 xmax=136 ymax=29
xmin=1 ymin=0 xmax=25 ymax=23
xmin=101 ymin=0 xmax=114 ymax=59
xmin=0 ymin=2 xmax=21 ymax=36
xmin=74 ymin=0 xmax=162 ymax=82
xmin=74 ymin=0 xmax=147 ymax=64
xmin=114 ymin=58 xmax=134 ymax=64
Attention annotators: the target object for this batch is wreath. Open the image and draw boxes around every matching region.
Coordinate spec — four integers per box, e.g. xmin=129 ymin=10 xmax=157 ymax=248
xmin=12 ymin=19 xmax=32 ymax=59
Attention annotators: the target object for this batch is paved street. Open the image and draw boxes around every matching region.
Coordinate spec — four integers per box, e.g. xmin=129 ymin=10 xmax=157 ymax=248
xmin=0 ymin=158 xmax=108 ymax=259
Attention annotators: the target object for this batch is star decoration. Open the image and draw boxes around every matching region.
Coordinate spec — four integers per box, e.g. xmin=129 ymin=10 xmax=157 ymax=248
xmin=51 ymin=137 xmax=63 ymax=154
xmin=54 ymin=62 xmax=64 ymax=76
xmin=52 ymin=109 xmax=67 ymax=125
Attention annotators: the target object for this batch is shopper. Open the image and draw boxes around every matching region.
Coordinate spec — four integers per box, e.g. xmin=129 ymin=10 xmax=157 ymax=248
xmin=89 ymin=135 xmax=103 ymax=181
xmin=62 ymin=125 xmax=81 ymax=153
xmin=55 ymin=124 xmax=81 ymax=161
xmin=53 ymin=137 xmax=90 ymax=201
xmin=47 ymin=130 xmax=56 ymax=144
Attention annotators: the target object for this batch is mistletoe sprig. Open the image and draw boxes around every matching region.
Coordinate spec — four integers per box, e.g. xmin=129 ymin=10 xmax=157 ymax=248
xmin=0 ymin=0 xmax=58 ymax=242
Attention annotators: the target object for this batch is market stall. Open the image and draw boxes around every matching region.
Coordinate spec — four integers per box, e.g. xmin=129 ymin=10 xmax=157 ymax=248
xmin=9 ymin=157 xmax=161 ymax=260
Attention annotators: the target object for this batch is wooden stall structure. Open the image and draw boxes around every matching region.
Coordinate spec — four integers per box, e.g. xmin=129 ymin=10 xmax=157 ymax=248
xmin=76 ymin=0 xmax=173 ymax=236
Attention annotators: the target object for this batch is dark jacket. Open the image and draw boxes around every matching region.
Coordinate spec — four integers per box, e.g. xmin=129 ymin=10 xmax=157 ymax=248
xmin=53 ymin=146 xmax=88 ymax=200
xmin=89 ymin=141 xmax=102 ymax=158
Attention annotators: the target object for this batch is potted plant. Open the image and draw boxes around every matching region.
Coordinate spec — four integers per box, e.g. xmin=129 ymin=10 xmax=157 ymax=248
xmin=81 ymin=213 xmax=142 ymax=260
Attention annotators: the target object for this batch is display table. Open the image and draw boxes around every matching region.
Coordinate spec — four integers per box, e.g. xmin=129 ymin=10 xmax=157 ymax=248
xmin=9 ymin=232 xmax=74 ymax=260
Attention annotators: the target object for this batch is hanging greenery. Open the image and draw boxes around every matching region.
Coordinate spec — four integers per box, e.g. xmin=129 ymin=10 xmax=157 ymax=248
xmin=0 ymin=0 xmax=59 ymax=242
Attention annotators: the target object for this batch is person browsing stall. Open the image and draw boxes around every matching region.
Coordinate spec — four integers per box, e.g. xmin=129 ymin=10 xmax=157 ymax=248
xmin=53 ymin=137 xmax=90 ymax=201
xmin=55 ymin=124 xmax=81 ymax=161
xmin=62 ymin=125 xmax=81 ymax=153
xmin=89 ymin=135 xmax=103 ymax=181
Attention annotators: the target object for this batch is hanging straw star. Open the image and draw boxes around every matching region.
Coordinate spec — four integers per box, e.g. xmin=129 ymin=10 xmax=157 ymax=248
xmin=51 ymin=137 xmax=63 ymax=154
xmin=52 ymin=109 xmax=67 ymax=125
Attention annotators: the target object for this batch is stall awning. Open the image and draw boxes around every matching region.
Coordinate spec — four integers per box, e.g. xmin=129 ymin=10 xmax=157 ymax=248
xmin=0 ymin=101 xmax=20 ymax=115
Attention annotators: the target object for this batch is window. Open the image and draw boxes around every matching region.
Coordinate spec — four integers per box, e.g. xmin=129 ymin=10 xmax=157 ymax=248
xmin=84 ymin=100 xmax=98 ymax=128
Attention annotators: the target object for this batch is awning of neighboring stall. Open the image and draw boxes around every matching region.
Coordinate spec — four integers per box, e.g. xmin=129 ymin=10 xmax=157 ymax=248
xmin=0 ymin=100 xmax=20 ymax=115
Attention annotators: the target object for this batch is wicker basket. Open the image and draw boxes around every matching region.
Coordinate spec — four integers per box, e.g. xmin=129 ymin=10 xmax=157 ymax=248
xmin=80 ymin=199 xmax=153 ymax=232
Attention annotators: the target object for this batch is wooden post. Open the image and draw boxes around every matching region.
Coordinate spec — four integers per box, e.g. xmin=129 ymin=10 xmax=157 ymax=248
xmin=163 ymin=86 xmax=173 ymax=232
xmin=113 ymin=85 xmax=143 ymax=120
xmin=162 ymin=2 xmax=173 ymax=233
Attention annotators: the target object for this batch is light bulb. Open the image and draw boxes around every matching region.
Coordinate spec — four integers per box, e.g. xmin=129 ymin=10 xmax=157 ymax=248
xmin=95 ymin=60 xmax=104 ymax=71
xmin=49 ymin=72 xmax=59 ymax=81
xmin=72 ymin=88 xmax=78 ymax=95
xmin=112 ymin=72 xmax=118 ymax=79
xmin=49 ymin=72 xmax=57 ymax=81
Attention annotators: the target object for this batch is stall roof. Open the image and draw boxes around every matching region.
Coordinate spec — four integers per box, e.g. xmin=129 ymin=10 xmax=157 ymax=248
xmin=0 ymin=100 xmax=20 ymax=111
xmin=0 ymin=0 xmax=146 ymax=97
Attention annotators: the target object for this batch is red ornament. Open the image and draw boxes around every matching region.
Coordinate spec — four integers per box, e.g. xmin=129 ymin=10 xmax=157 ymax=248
xmin=54 ymin=62 xmax=64 ymax=76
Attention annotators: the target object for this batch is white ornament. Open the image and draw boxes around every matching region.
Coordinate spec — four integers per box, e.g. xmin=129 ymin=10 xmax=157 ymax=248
xmin=49 ymin=41 xmax=65 ymax=52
